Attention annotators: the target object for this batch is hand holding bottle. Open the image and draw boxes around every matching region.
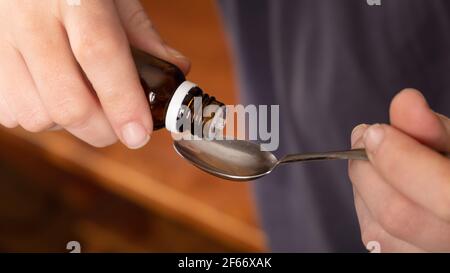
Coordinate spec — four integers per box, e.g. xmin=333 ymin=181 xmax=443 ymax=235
xmin=0 ymin=0 xmax=190 ymax=149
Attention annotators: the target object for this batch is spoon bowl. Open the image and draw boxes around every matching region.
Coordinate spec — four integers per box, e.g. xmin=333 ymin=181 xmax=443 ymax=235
xmin=173 ymin=139 xmax=278 ymax=181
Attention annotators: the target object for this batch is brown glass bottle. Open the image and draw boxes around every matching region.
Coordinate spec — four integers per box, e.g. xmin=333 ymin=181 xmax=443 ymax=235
xmin=131 ymin=48 xmax=224 ymax=136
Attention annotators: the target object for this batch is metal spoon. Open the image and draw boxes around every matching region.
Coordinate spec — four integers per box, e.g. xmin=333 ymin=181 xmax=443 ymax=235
xmin=173 ymin=139 xmax=450 ymax=181
xmin=173 ymin=139 xmax=366 ymax=181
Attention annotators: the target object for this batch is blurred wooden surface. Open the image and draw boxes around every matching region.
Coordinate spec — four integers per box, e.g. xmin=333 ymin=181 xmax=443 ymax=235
xmin=0 ymin=0 xmax=266 ymax=252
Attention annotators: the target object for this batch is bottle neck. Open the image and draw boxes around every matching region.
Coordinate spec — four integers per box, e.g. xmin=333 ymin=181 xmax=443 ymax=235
xmin=165 ymin=81 xmax=225 ymax=137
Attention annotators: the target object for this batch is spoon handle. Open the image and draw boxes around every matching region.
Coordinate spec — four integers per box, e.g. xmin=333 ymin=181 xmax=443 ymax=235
xmin=280 ymin=149 xmax=450 ymax=164
xmin=279 ymin=149 xmax=368 ymax=163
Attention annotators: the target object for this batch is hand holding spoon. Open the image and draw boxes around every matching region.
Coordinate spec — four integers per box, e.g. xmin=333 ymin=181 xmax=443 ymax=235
xmin=173 ymin=139 xmax=450 ymax=181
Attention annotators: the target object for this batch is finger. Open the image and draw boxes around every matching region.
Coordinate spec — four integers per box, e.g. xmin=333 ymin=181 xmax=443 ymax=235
xmin=62 ymin=0 xmax=152 ymax=149
xmin=114 ymin=0 xmax=191 ymax=74
xmin=350 ymin=123 xmax=369 ymax=148
xmin=48 ymin=124 xmax=63 ymax=131
xmin=436 ymin=113 xmax=450 ymax=139
xmin=0 ymin=91 xmax=18 ymax=128
xmin=13 ymin=16 xmax=118 ymax=147
xmin=350 ymin=128 xmax=450 ymax=251
xmin=362 ymin=124 xmax=450 ymax=222
xmin=390 ymin=89 xmax=450 ymax=152
xmin=0 ymin=42 xmax=54 ymax=132
xmin=351 ymin=160 xmax=450 ymax=251
xmin=354 ymin=189 xmax=425 ymax=253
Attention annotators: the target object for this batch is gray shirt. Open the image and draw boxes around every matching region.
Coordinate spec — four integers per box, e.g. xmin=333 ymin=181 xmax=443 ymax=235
xmin=218 ymin=0 xmax=450 ymax=252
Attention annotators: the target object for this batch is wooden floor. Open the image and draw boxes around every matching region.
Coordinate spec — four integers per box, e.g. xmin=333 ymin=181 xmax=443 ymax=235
xmin=0 ymin=0 xmax=266 ymax=252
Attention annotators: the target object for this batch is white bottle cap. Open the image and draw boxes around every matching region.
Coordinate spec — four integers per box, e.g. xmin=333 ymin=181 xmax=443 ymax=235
xmin=164 ymin=81 xmax=197 ymax=132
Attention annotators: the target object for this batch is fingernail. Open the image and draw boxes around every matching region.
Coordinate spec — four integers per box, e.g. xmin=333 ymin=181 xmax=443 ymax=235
xmin=121 ymin=122 xmax=150 ymax=149
xmin=165 ymin=46 xmax=187 ymax=59
xmin=364 ymin=124 xmax=385 ymax=154
xmin=411 ymin=89 xmax=429 ymax=107
xmin=351 ymin=124 xmax=369 ymax=147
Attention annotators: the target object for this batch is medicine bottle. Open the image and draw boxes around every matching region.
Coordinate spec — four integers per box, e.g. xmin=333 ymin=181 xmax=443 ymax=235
xmin=132 ymin=48 xmax=225 ymax=137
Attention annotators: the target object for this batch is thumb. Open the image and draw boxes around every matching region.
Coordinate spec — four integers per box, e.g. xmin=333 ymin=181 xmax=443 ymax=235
xmin=389 ymin=88 xmax=450 ymax=152
xmin=115 ymin=0 xmax=191 ymax=74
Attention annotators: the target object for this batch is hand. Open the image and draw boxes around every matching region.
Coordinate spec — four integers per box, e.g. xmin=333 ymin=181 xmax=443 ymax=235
xmin=0 ymin=0 xmax=190 ymax=148
xmin=349 ymin=89 xmax=450 ymax=252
